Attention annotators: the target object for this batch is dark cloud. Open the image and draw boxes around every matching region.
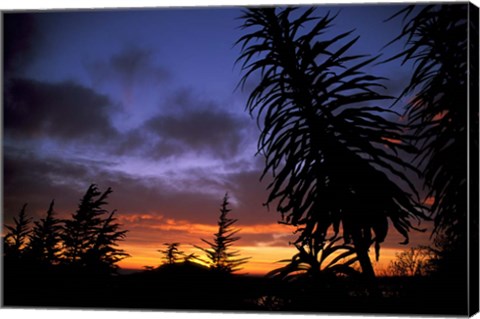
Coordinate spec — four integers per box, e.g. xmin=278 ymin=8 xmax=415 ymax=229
xmin=110 ymin=47 xmax=169 ymax=83
xmin=3 ymin=142 xmax=273 ymax=226
xmin=112 ymin=128 xmax=152 ymax=157
xmin=3 ymin=148 xmax=97 ymax=221
xmin=85 ymin=46 xmax=170 ymax=104
xmin=4 ymin=13 xmax=43 ymax=77
xmin=146 ymin=109 xmax=248 ymax=158
xmin=112 ymin=127 xmax=184 ymax=159
xmin=2 ymin=148 xmax=229 ymax=225
xmin=143 ymin=89 xmax=253 ymax=159
xmin=4 ymin=78 xmax=119 ymax=143
xmin=226 ymin=164 xmax=279 ymax=225
xmin=3 ymin=75 xmax=255 ymax=168
xmin=103 ymin=88 xmax=255 ymax=160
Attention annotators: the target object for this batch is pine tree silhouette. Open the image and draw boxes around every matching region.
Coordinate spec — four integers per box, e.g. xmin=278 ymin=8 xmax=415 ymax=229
xmin=28 ymin=200 xmax=63 ymax=265
xmin=158 ymin=242 xmax=183 ymax=265
xmin=196 ymin=193 xmax=249 ymax=273
xmin=84 ymin=210 xmax=129 ymax=274
xmin=3 ymin=204 xmax=34 ymax=306
xmin=4 ymin=203 xmax=32 ymax=258
xmin=62 ymin=184 xmax=128 ymax=273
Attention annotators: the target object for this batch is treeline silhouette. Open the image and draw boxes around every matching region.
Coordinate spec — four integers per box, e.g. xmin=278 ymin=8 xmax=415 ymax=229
xmin=3 ymin=184 xmax=129 ymax=307
xmin=3 ymin=181 xmax=472 ymax=314
xmin=3 ymin=187 xmax=261 ymax=310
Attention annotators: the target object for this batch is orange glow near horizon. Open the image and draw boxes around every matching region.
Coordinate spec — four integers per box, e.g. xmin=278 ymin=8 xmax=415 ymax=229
xmin=118 ymin=245 xmax=300 ymax=275
xmin=114 ymin=213 xmax=433 ymax=276
xmin=117 ymin=241 xmax=407 ymax=276
xmin=2 ymin=210 xmax=432 ymax=276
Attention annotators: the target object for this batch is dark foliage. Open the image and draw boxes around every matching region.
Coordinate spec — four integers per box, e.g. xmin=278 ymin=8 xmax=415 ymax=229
xmin=3 ymin=184 xmax=130 ymax=308
xmin=62 ymin=184 xmax=129 ymax=274
xmin=267 ymin=236 xmax=361 ymax=306
xmin=269 ymin=237 xmax=359 ymax=281
xmin=386 ymin=245 xmax=436 ymax=277
xmin=384 ymin=4 xmax=478 ymax=314
xmin=3 ymin=203 xmax=31 ymax=258
xmin=83 ymin=209 xmax=130 ymax=273
xmin=159 ymin=242 xmax=183 ymax=265
xmin=385 ymin=4 xmax=471 ymax=240
xmin=236 ymin=7 xmax=427 ymax=281
xmin=27 ymin=200 xmax=63 ymax=264
xmin=196 ymin=193 xmax=250 ymax=273
xmin=1 ymin=182 xmax=472 ymax=314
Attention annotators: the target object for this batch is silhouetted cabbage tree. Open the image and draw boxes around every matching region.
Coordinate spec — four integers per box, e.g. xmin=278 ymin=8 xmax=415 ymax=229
xmin=237 ymin=7 xmax=427 ymax=281
xmin=384 ymin=6 xmax=478 ymax=313
xmin=196 ymin=193 xmax=250 ymax=273
xmin=385 ymin=4 xmax=473 ymax=242
xmin=268 ymin=237 xmax=361 ymax=306
xmin=268 ymin=237 xmax=359 ymax=281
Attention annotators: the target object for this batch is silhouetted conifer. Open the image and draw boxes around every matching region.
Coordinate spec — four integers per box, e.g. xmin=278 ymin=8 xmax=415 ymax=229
xmin=62 ymin=184 xmax=128 ymax=273
xmin=28 ymin=200 xmax=63 ymax=265
xmin=196 ymin=193 xmax=249 ymax=273
xmin=4 ymin=204 xmax=32 ymax=258
xmin=159 ymin=242 xmax=182 ymax=265
xmin=84 ymin=210 xmax=129 ymax=274
xmin=3 ymin=204 xmax=34 ymax=307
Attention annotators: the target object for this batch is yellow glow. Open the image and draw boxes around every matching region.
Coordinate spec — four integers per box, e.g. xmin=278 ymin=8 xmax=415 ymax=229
xmin=118 ymin=242 xmax=404 ymax=275
xmin=147 ymin=221 xmax=294 ymax=238
xmin=115 ymin=215 xmax=431 ymax=275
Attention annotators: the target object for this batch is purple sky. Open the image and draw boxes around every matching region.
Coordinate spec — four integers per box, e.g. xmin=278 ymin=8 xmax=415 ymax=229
xmin=3 ymin=4 xmax=433 ymax=271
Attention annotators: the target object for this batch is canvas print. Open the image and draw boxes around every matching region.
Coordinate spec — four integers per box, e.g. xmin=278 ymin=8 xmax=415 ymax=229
xmin=2 ymin=2 xmax=479 ymax=316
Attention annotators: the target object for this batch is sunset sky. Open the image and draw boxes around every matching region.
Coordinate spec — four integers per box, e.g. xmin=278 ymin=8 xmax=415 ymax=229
xmin=3 ymin=4 xmax=433 ymax=274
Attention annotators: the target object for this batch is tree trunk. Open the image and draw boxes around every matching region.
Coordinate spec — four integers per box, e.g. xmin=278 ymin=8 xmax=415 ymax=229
xmin=352 ymin=231 xmax=380 ymax=298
